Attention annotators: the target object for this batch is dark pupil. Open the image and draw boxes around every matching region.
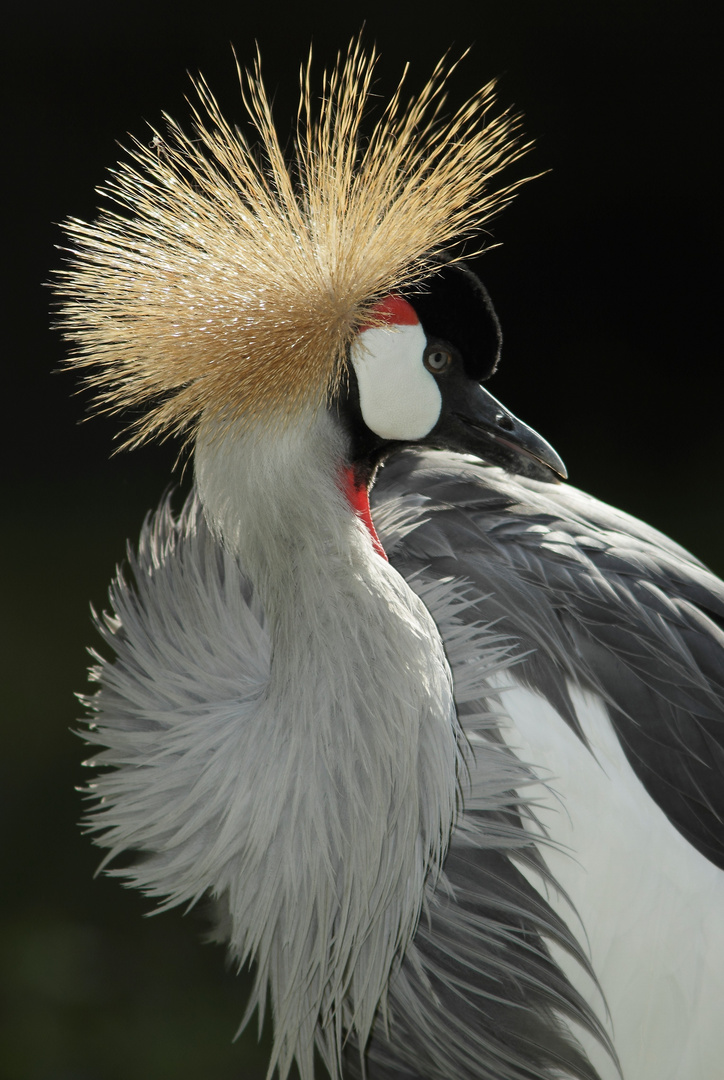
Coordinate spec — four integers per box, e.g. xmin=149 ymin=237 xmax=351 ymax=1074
xmin=430 ymin=352 xmax=446 ymax=368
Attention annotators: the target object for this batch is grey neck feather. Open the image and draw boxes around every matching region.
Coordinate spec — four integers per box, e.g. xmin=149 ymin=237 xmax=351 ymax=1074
xmin=194 ymin=413 xmax=462 ymax=1080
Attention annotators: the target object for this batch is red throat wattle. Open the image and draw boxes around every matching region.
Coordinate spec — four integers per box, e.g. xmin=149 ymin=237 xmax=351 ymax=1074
xmin=340 ymin=467 xmax=388 ymax=560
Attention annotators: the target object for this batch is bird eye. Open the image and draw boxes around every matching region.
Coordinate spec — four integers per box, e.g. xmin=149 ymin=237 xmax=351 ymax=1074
xmin=423 ymin=347 xmax=453 ymax=374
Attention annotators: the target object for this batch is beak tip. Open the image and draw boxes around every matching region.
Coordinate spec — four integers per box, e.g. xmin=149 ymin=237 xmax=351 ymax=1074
xmin=552 ymin=457 xmax=568 ymax=482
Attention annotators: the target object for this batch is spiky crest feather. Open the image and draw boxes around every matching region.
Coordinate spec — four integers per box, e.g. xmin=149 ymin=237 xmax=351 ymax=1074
xmin=56 ymin=39 xmax=527 ymax=447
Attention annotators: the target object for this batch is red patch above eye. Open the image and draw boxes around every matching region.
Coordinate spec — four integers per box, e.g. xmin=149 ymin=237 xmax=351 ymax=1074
xmin=359 ymin=294 xmax=419 ymax=332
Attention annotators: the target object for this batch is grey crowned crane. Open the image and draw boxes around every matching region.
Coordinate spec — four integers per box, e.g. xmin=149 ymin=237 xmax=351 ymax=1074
xmin=56 ymin=42 xmax=724 ymax=1080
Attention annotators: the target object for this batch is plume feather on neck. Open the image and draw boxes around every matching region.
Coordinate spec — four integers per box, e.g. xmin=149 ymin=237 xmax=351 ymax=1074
xmin=56 ymin=38 xmax=528 ymax=448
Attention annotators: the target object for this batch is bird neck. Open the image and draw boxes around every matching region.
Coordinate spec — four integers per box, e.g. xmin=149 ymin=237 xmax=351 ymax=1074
xmin=194 ymin=412 xmax=382 ymax=617
xmin=193 ymin=412 xmax=461 ymax=1073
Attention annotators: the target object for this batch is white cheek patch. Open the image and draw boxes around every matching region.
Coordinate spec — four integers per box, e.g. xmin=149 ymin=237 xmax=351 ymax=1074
xmin=350 ymin=322 xmax=442 ymax=440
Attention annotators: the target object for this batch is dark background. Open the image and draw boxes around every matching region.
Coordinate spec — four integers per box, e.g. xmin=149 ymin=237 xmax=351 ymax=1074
xmin=3 ymin=2 xmax=722 ymax=1078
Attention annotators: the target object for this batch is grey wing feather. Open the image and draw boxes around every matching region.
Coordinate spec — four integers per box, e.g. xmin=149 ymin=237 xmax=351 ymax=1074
xmin=374 ymin=448 xmax=724 ymax=870
xmin=353 ymin=453 xmax=634 ymax=1080
xmin=365 ymin=448 xmax=724 ymax=1080
xmin=354 ymin=847 xmax=612 ymax=1080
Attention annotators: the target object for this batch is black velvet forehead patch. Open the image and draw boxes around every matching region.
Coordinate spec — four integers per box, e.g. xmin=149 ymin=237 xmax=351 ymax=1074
xmin=404 ymin=261 xmax=502 ymax=381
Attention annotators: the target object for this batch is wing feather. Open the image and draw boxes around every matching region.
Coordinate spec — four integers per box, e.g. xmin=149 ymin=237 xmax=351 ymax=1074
xmin=374 ymin=449 xmax=724 ymax=868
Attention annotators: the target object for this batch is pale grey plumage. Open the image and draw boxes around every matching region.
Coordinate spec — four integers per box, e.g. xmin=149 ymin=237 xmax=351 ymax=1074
xmin=85 ymin=412 xmax=465 ymax=1080
xmin=82 ymin=436 xmax=724 ymax=1080
xmin=81 ymin=440 xmax=724 ymax=1080
xmin=84 ymin=497 xmax=610 ymax=1080
xmin=80 ymin=455 xmax=578 ymax=1073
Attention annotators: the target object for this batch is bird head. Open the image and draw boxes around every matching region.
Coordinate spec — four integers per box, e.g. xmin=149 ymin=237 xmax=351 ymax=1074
xmin=340 ymin=261 xmax=566 ymax=485
xmin=54 ymin=39 xmax=563 ymax=490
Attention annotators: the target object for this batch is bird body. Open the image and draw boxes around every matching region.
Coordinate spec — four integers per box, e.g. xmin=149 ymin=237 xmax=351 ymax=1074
xmin=57 ymin=40 xmax=724 ymax=1080
xmin=87 ymin=447 xmax=724 ymax=1079
xmin=370 ymin=452 xmax=724 ymax=1080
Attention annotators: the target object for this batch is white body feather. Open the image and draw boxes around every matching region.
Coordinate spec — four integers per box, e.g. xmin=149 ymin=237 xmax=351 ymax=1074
xmin=488 ymin=673 xmax=724 ymax=1080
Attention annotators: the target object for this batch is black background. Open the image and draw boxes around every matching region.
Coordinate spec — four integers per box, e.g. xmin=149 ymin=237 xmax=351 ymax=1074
xmin=3 ymin=2 xmax=722 ymax=1078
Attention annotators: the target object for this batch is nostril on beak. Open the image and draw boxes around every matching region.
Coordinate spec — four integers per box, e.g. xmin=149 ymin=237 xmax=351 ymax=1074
xmin=495 ymin=411 xmax=515 ymax=432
